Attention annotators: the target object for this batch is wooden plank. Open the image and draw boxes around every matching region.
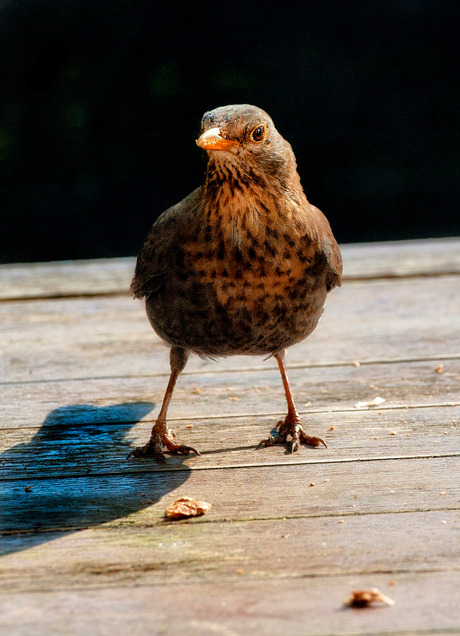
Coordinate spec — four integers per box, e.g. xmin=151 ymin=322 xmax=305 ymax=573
xmin=1 ymin=238 xmax=459 ymax=300
xmin=2 ymin=275 xmax=459 ymax=383
xmin=2 ymin=570 xmax=459 ymax=636
xmin=1 ymin=405 xmax=458 ymax=478
xmin=0 ymin=257 xmax=134 ymax=301
xmin=1 ymin=359 xmax=458 ymax=431
xmin=1 ymin=510 xmax=458 ymax=589
xmin=342 ymin=237 xmax=460 ymax=279
xmin=1 ymin=242 xmax=459 ymax=636
xmin=1 ymin=456 xmax=457 ymax=532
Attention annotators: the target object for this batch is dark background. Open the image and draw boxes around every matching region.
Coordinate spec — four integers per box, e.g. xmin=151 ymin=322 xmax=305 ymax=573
xmin=1 ymin=0 xmax=458 ymax=263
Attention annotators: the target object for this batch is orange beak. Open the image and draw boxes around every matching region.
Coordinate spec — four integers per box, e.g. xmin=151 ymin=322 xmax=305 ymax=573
xmin=196 ymin=127 xmax=238 ymax=151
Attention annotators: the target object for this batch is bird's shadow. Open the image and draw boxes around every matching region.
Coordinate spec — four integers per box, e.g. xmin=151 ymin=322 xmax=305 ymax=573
xmin=0 ymin=402 xmax=191 ymax=557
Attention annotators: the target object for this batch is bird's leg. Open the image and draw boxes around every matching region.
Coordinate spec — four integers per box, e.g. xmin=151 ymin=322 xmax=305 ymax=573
xmin=258 ymin=349 xmax=327 ymax=453
xmin=127 ymin=346 xmax=200 ymax=462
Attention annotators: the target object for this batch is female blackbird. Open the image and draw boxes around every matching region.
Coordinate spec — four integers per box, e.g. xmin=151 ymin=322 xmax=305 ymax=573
xmin=128 ymin=104 xmax=342 ymax=461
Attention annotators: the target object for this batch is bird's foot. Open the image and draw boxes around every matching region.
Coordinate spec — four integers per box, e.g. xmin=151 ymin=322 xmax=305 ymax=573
xmin=127 ymin=430 xmax=201 ymax=463
xmin=258 ymin=415 xmax=327 ymax=453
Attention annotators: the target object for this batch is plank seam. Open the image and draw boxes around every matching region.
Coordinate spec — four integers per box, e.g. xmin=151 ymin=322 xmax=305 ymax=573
xmin=2 ymin=354 xmax=460 ymax=386
xmin=2 ymin=271 xmax=460 ymax=302
xmin=1 ymin=400 xmax=458 ymax=433
xmin=1 ymin=452 xmax=458 ymax=481
xmin=2 ymin=509 xmax=460 ymax=537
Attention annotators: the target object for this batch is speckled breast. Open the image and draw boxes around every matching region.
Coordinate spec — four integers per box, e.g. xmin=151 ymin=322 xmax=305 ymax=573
xmin=146 ymin=227 xmax=329 ymax=357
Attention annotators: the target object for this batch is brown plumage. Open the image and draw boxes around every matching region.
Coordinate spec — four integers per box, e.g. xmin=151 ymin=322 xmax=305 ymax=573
xmin=128 ymin=104 xmax=342 ymax=461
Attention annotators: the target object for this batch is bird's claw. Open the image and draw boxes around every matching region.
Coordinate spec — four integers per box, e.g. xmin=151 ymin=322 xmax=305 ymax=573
xmin=127 ymin=438 xmax=166 ymax=462
xmin=171 ymin=444 xmax=201 ymax=457
xmin=300 ymin=433 xmax=327 ymax=448
xmin=257 ymin=434 xmax=276 ymax=449
xmin=127 ymin=435 xmax=201 ymax=462
xmin=258 ymin=417 xmax=327 ymax=453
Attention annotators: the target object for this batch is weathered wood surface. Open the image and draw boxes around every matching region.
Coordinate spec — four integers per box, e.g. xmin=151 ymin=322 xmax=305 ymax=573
xmin=1 ymin=456 xmax=458 ymax=532
xmin=1 ymin=238 xmax=460 ymax=635
xmin=2 ymin=275 xmax=460 ymax=383
xmin=3 ymin=571 xmax=460 ymax=636
xmin=2 ymin=510 xmax=458 ymax=587
xmin=1 ymin=237 xmax=460 ymax=300
xmin=2 ymin=358 xmax=459 ymax=429
xmin=1 ymin=404 xmax=458 ymax=482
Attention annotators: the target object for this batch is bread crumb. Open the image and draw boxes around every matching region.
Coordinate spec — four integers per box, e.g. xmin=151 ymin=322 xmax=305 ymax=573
xmin=435 ymin=364 xmax=444 ymax=374
xmin=354 ymin=396 xmax=385 ymax=409
xmin=345 ymin=588 xmax=395 ymax=607
xmin=194 ymin=387 xmax=201 ymax=394
xmin=165 ymin=497 xmax=211 ymax=519
xmin=353 ymin=360 xmax=360 ymax=367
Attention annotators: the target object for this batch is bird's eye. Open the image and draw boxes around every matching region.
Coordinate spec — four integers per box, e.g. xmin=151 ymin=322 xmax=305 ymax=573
xmin=251 ymin=125 xmax=266 ymax=142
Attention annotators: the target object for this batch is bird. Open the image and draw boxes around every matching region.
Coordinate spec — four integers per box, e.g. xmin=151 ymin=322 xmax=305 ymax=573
xmin=128 ymin=104 xmax=342 ymax=462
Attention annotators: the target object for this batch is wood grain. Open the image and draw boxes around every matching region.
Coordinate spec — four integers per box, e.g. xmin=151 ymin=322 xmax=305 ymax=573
xmin=2 ymin=571 xmax=459 ymax=636
xmin=1 ymin=511 xmax=458 ymax=590
xmin=1 ymin=359 xmax=458 ymax=433
xmin=2 ymin=275 xmax=460 ymax=382
xmin=1 ymin=405 xmax=458 ymax=477
xmin=1 ymin=238 xmax=460 ymax=636
xmin=1 ymin=456 xmax=457 ymax=532
xmin=342 ymin=236 xmax=460 ymax=279
xmin=1 ymin=237 xmax=459 ymax=300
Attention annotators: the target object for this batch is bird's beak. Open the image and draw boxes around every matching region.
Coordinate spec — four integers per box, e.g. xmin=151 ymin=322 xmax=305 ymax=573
xmin=196 ymin=127 xmax=238 ymax=151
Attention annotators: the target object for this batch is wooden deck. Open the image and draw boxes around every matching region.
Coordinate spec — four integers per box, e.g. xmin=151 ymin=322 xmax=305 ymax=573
xmin=1 ymin=238 xmax=459 ymax=635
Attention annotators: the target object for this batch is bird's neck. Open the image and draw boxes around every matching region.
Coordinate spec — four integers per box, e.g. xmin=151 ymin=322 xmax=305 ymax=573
xmin=201 ymin=155 xmax=308 ymax=247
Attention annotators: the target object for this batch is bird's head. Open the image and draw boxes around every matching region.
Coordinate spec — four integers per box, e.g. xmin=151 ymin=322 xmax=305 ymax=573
xmin=196 ymin=104 xmax=297 ymax=183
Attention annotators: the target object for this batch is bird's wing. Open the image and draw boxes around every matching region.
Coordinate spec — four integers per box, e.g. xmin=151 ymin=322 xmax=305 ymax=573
xmin=130 ymin=188 xmax=202 ymax=299
xmin=308 ymin=204 xmax=343 ymax=290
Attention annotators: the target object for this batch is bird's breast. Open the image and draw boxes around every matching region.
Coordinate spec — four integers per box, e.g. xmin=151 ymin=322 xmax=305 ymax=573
xmin=182 ymin=222 xmax=324 ymax=313
xmin=147 ymin=187 xmax=331 ymax=356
